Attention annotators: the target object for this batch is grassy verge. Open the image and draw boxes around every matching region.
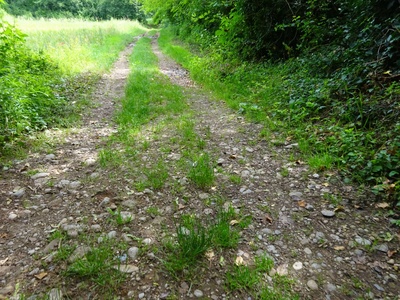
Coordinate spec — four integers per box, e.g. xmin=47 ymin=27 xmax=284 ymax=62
xmin=158 ymin=27 xmax=400 ymax=213
xmin=0 ymin=18 xmax=147 ymax=160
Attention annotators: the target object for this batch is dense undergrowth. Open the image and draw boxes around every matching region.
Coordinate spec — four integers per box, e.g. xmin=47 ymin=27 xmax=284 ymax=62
xmin=0 ymin=10 xmax=146 ymax=158
xmin=158 ymin=27 xmax=400 ymax=217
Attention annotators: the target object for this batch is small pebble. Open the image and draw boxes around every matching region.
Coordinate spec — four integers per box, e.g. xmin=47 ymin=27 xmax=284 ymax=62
xmin=293 ymin=261 xmax=303 ymax=270
xmin=194 ymin=290 xmax=204 ymax=298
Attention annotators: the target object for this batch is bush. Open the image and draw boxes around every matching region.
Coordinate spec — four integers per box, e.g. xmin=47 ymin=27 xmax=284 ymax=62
xmin=0 ymin=18 xmax=66 ymax=148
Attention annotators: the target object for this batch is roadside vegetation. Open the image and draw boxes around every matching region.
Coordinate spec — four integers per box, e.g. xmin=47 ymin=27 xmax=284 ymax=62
xmin=0 ymin=3 xmax=146 ymax=158
xmin=142 ymin=0 xmax=400 ymax=214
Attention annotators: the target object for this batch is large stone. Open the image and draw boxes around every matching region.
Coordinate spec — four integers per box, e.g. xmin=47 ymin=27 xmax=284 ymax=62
xmin=321 ymin=210 xmax=335 ymax=218
xmin=307 ymin=279 xmax=318 ymax=290
xmin=31 ymin=172 xmax=50 ymax=180
xmin=68 ymin=246 xmax=91 ymax=262
xmin=128 ymin=247 xmax=139 ymax=260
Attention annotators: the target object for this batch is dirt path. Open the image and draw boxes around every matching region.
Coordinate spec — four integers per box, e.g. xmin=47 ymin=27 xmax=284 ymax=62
xmin=1 ymin=35 xmax=399 ymax=300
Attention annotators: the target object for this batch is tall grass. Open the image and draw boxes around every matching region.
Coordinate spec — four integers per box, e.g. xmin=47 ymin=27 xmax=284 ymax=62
xmin=12 ymin=18 xmax=147 ymax=74
xmin=0 ymin=17 xmax=147 ymax=158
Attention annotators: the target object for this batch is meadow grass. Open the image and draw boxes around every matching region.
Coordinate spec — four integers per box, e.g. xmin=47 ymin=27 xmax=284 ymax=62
xmin=11 ymin=18 xmax=147 ymax=74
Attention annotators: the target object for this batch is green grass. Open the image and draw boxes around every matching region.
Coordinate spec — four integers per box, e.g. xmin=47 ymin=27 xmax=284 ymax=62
xmin=0 ymin=18 xmax=146 ymax=160
xmin=157 ymin=27 xmax=400 ymax=209
xmin=117 ymin=37 xmax=187 ymax=131
xmin=188 ymin=152 xmax=215 ymax=189
xmin=107 ymin=208 xmax=133 ymax=226
xmin=135 ymin=160 xmax=169 ymax=191
xmin=13 ymin=18 xmax=147 ymax=74
xmin=164 ymin=215 xmax=212 ymax=275
xmin=225 ymin=254 xmax=298 ymax=299
xmin=65 ymin=239 xmax=127 ymax=294
xmin=163 ymin=205 xmax=244 ymax=277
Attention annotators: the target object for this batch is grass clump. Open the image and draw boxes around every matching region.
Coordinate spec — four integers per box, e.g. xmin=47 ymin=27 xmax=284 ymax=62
xmin=164 ymin=214 xmax=212 ymax=275
xmin=164 ymin=205 xmax=244 ymax=277
xmin=107 ymin=208 xmax=132 ymax=226
xmin=225 ymin=254 xmax=298 ymax=299
xmin=135 ymin=160 xmax=169 ymax=191
xmin=65 ymin=240 xmax=126 ymax=294
xmin=188 ymin=152 xmax=215 ymax=189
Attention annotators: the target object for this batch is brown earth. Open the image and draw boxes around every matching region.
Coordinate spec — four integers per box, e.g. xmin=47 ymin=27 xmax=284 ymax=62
xmin=0 ymin=34 xmax=399 ymax=300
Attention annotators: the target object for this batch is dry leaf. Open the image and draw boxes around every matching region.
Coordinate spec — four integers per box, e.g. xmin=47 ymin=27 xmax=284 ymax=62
xmin=34 ymin=272 xmax=48 ymax=280
xmin=322 ymin=182 xmax=330 ymax=187
xmin=235 ymin=256 xmax=244 ymax=266
xmin=205 ymin=250 xmax=215 ymax=261
xmin=376 ymin=202 xmax=390 ymax=209
xmin=265 ymin=214 xmax=273 ymax=224
xmin=298 ymin=200 xmax=306 ymax=208
xmin=229 ymin=155 xmax=237 ymax=159
xmin=334 ymin=206 xmax=345 ymax=212
xmin=334 ymin=246 xmax=345 ymax=251
xmin=230 ymin=220 xmax=239 ymax=226
xmin=178 ymin=204 xmax=185 ymax=210
xmin=388 ymin=250 xmax=397 ymax=258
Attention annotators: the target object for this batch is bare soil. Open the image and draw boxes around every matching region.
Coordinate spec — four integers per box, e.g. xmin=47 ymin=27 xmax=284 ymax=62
xmin=0 ymin=35 xmax=399 ymax=300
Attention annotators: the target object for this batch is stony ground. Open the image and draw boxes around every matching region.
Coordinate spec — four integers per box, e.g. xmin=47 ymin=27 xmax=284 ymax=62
xmin=0 ymin=35 xmax=399 ymax=300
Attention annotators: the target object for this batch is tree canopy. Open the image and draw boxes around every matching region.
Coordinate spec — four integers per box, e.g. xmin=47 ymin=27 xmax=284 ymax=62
xmin=5 ymin=0 xmax=146 ymax=21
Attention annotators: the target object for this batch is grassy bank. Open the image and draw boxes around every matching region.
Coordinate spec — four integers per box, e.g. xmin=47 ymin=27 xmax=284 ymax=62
xmin=158 ymin=27 xmax=400 ymax=214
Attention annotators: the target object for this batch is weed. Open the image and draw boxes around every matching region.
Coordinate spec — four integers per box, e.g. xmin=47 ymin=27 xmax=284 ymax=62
xmin=54 ymin=244 xmax=76 ymax=263
xmin=280 ymin=167 xmax=289 ymax=177
xmin=210 ymin=207 xmax=240 ymax=248
xmin=136 ymin=161 xmax=169 ymax=191
xmin=323 ymin=193 xmax=342 ymax=206
xmin=164 ymin=215 xmax=212 ymax=274
xmin=99 ymin=148 xmax=122 ymax=167
xmin=49 ymin=230 xmax=65 ymax=241
xmin=229 ymin=174 xmax=242 ymax=184
xmin=188 ymin=152 xmax=215 ymax=189
xmin=65 ymin=240 xmax=126 ymax=293
xmin=308 ymin=152 xmax=335 ymax=171
xmin=142 ymin=140 xmax=150 ymax=150
xmin=226 ymin=265 xmax=260 ymax=291
xmin=196 ymin=138 xmax=206 ymax=150
xmin=146 ymin=206 xmax=160 ymax=216
xmin=107 ymin=208 xmax=132 ymax=226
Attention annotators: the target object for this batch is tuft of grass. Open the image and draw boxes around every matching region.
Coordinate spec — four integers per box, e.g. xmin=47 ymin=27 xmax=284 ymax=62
xmin=225 ymin=254 xmax=298 ymax=299
xmin=164 ymin=215 xmax=212 ymax=274
xmin=107 ymin=208 xmax=133 ymax=226
xmin=226 ymin=265 xmax=260 ymax=291
xmin=135 ymin=160 xmax=169 ymax=191
xmin=308 ymin=152 xmax=336 ymax=171
xmin=211 ymin=207 xmax=240 ymax=248
xmin=188 ymin=152 xmax=215 ymax=189
xmin=229 ymin=174 xmax=242 ymax=184
xmin=65 ymin=239 xmax=126 ymax=293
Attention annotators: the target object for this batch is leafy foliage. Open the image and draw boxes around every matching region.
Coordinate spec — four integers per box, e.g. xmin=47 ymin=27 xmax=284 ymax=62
xmin=5 ymin=0 xmax=146 ymax=21
xmin=0 ymin=17 xmax=67 ymax=148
